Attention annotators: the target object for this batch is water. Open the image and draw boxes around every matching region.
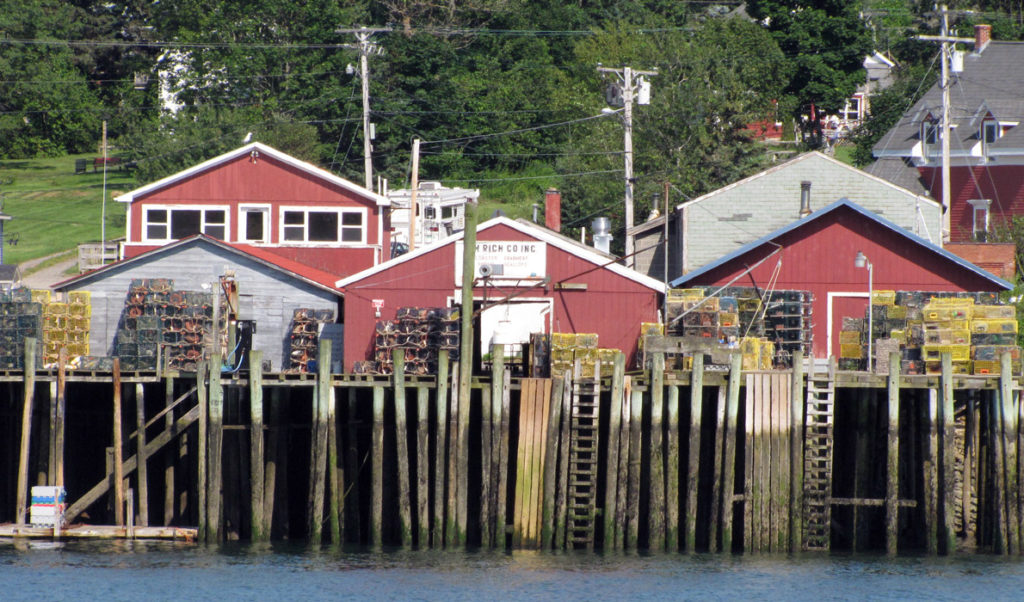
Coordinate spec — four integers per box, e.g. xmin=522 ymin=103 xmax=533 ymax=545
xmin=1 ymin=541 xmax=1023 ymax=601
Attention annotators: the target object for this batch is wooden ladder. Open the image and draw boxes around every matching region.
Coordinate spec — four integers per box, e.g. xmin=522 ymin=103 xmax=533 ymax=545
xmin=567 ymin=367 xmax=601 ymax=548
xmin=802 ymin=363 xmax=835 ymax=551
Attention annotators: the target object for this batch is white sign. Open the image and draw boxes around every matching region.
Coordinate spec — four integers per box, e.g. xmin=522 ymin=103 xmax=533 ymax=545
xmin=455 ymin=240 xmax=547 ymax=284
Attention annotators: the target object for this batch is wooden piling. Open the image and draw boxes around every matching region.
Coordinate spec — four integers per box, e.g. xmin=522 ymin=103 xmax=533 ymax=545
xmin=496 ymin=354 xmax=511 ymax=549
xmin=445 ymin=362 xmax=459 ymax=548
xmin=416 ymin=384 xmax=430 ymax=548
xmin=263 ymin=387 xmax=279 ymax=540
xmin=196 ymin=360 xmax=208 ymax=541
xmin=308 ymin=343 xmax=331 ymax=544
xmin=685 ymin=353 xmax=704 ymax=552
xmin=207 ymin=354 xmax=224 ymax=543
xmin=626 ymin=387 xmax=643 ymax=550
xmin=542 ymin=374 xmax=565 ymax=549
xmin=616 ymin=376 xmax=632 ymax=551
xmin=666 ymin=379 xmax=680 ymax=552
xmin=371 ymin=383 xmax=385 ymax=550
xmin=55 ymin=348 xmax=66 ymax=490
xmin=720 ymin=353 xmax=742 ymax=552
xmin=648 ymin=353 xmax=666 ymax=551
xmin=391 ymin=349 xmax=412 ymax=549
xmin=480 ymin=346 xmax=496 ymax=548
xmin=113 ymin=356 xmax=125 ymax=528
xmin=1000 ymin=351 xmax=1019 ymax=554
xmin=249 ymin=350 xmax=266 ymax=541
xmin=555 ymin=369 xmax=572 ymax=549
xmin=163 ymin=374 xmax=175 ymax=526
xmin=434 ymin=350 xmax=449 ymax=547
xmin=885 ymin=351 xmax=900 ymax=556
xmin=924 ymin=387 xmax=939 ymax=555
xmin=15 ymin=338 xmax=37 ymax=526
xmin=456 ymin=360 xmax=471 ymax=547
xmin=940 ymin=353 xmax=957 ymax=554
xmin=135 ymin=382 xmax=149 ymax=527
xmin=603 ymin=353 xmax=625 ymax=550
xmin=789 ymin=350 xmax=804 ymax=553
xmin=709 ymin=385 xmax=727 ymax=553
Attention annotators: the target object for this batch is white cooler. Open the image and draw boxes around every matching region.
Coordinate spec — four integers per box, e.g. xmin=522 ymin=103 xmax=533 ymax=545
xmin=30 ymin=486 xmax=66 ymax=528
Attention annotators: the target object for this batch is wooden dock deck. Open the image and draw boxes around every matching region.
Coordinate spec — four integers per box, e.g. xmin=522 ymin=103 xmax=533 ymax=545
xmin=0 ymin=523 xmax=197 ymax=541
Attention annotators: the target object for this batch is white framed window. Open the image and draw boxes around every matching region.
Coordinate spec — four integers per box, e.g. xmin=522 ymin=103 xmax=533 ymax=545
xmin=239 ymin=205 xmax=270 ymax=243
xmin=279 ymin=207 xmax=365 ymax=244
xmin=143 ymin=206 xmax=228 ymax=242
xmin=921 ymin=120 xmax=938 ymax=146
xmin=968 ymin=198 xmax=992 ymax=242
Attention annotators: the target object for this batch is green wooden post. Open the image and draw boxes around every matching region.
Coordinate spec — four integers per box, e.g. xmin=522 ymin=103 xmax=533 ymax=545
xmin=392 ymin=348 xmax=413 ymax=549
xmin=249 ymin=350 xmax=266 ymax=541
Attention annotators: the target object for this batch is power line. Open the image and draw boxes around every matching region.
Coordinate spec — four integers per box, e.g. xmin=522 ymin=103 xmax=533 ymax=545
xmin=441 ymin=169 xmax=622 ymax=184
xmin=421 ymin=112 xmax=614 ymax=146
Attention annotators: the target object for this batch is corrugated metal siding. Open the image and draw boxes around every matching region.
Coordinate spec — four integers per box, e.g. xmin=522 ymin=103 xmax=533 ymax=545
xmin=342 ymin=223 xmax=660 ymax=370
xmin=56 ymin=243 xmax=339 ymax=371
xmin=682 ymin=206 xmax=1004 ymax=358
xmin=684 ymin=154 xmax=941 ymax=271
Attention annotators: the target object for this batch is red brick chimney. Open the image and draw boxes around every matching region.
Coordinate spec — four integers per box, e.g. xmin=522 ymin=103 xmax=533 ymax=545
xmin=975 ymin=24 xmax=991 ymax=52
xmin=545 ymin=188 xmax=561 ymax=232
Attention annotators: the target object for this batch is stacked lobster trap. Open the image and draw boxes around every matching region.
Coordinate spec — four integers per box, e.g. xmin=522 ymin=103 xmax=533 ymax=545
xmin=0 ymin=289 xmax=43 ymax=370
xmin=287 ymin=308 xmax=335 ymax=372
xmin=354 ymin=306 xmax=460 ymax=375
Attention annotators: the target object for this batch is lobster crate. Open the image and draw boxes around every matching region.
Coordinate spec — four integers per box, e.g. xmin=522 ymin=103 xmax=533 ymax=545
xmin=973 ymin=332 xmax=1017 ymax=346
xmin=972 ymin=345 xmax=1021 ymax=362
xmin=973 ymin=305 xmax=1016 ymax=319
xmin=922 ymin=344 xmax=971 ymax=362
xmin=971 ymin=319 xmax=1018 ymax=334
xmin=923 ymin=329 xmax=971 ymax=345
xmin=840 ymin=343 xmax=863 ymax=359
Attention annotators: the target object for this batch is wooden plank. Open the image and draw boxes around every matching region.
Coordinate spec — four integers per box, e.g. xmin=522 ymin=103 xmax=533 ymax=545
xmin=456 ymin=358 xmax=471 ymax=547
xmin=554 ymin=369 xmax=572 ymax=549
xmin=249 ymin=351 xmax=266 ymax=541
xmin=1000 ymin=352 xmax=1019 ymax=554
xmin=391 ymin=349 xmax=412 ymax=549
xmin=542 ymin=375 xmax=564 ymax=549
xmin=758 ymin=372 xmax=769 ymax=552
xmin=616 ymin=376 xmax=632 ymax=551
xmin=992 ymin=387 xmax=1007 ymax=555
xmin=371 ymin=384 xmax=385 ymax=550
xmin=445 ymin=363 xmax=459 ymax=548
xmin=15 ymin=338 xmax=37 ymax=526
xmin=940 ymin=353 xmax=957 ymax=554
xmin=207 ymin=354 xmax=223 ymax=543
xmin=532 ymin=376 xmax=551 ymax=548
xmin=774 ymin=373 xmax=784 ymax=552
xmin=113 ymin=356 xmax=125 ymax=528
xmin=744 ymin=373 xmax=755 ymax=554
xmin=720 ymin=353 xmax=742 ymax=553
xmin=416 ymin=385 xmax=430 ymax=548
xmin=479 ymin=347 xmax=495 ymax=548
xmin=648 ymin=352 xmax=666 ymax=551
xmin=777 ymin=371 xmax=791 ymax=553
xmin=626 ymin=387 xmax=643 ymax=550
xmin=433 ymin=350 xmax=450 ymax=548
xmin=197 ymin=362 xmax=208 ymax=541
xmin=603 ymin=353 xmax=625 ymax=550
xmin=328 ymin=368 xmax=341 ymax=545
xmin=666 ymin=380 xmax=681 ymax=553
xmin=135 ymin=382 xmax=149 ymax=527
xmin=789 ymin=350 xmax=804 ymax=553
xmin=708 ymin=385 xmax=726 ymax=553
xmin=488 ymin=346 xmax=504 ymax=548
xmin=886 ymin=351 xmax=901 ymax=556
xmin=924 ymin=387 xmax=939 ymax=555
xmin=685 ymin=353 xmax=703 ymax=552
xmin=497 ymin=367 xmax=512 ymax=548
xmin=513 ymin=378 xmax=534 ymax=547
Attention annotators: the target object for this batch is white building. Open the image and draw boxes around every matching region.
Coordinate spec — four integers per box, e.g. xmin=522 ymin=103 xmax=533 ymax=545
xmin=387 ymin=182 xmax=478 ymax=250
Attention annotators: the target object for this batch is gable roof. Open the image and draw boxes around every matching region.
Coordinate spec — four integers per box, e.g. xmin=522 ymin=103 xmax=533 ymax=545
xmin=54 ymin=234 xmax=342 ymax=294
xmin=114 ymin=142 xmax=389 ymax=206
xmin=670 ymin=198 xmax=1012 ymax=289
xmin=0 ymin=264 xmax=20 ymax=282
xmin=628 ymin=151 xmax=937 ymax=237
xmin=336 ymin=216 xmax=666 ymax=292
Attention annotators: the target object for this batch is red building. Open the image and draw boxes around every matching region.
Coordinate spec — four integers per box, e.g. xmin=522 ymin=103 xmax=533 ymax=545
xmin=671 ymin=200 xmax=1011 ymax=359
xmin=116 ymin=142 xmax=390 ymax=278
xmin=335 ymin=216 xmax=666 ymax=371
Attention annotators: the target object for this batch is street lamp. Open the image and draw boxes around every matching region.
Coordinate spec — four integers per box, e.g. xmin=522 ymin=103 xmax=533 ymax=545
xmin=855 ymin=251 xmax=873 ymax=372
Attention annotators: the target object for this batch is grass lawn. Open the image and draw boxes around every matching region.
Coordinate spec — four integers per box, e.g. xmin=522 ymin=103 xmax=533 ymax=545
xmin=0 ymin=153 xmax=135 ymax=266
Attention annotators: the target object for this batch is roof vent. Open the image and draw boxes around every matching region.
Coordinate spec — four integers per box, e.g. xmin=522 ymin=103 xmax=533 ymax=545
xmin=799 ymin=181 xmax=812 ymax=217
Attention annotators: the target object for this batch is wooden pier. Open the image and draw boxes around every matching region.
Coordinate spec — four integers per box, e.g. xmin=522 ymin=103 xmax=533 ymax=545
xmin=2 ymin=339 xmax=1023 ymax=554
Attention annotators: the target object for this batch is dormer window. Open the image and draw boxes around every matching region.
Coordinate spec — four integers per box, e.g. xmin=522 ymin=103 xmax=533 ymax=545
xmin=982 ymin=120 xmax=1000 ymax=150
xmin=921 ymin=119 xmax=939 ymax=155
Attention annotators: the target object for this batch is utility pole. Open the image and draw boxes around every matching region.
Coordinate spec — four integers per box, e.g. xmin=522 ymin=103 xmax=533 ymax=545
xmin=597 ymin=65 xmax=657 ymax=267
xmin=337 ymin=26 xmax=390 ymax=191
xmin=409 ymin=138 xmax=420 ymax=251
xmin=101 ymin=120 xmax=108 ymax=264
xmin=917 ymin=5 xmax=974 ymax=243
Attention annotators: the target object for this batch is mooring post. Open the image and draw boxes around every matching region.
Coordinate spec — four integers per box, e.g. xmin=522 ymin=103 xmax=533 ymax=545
xmin=542 ymin=374 xmax=565 ymax=549
xmin=721 ymin=352 xmax=742 ymax=553
xmin=1000 ymin=351 xmax=1019 ymax=554
xmin=479 ymin=345 xmax=496 ymax=548
xmin=371 ymin=383 xmax=385 ymax=550
xmin=603 ymin=353 xmax=626 ymax=550
xmin=135 ymin=382 xmax=149 ymax=527
xmin=491 ymin=346 xmax=507 ymax=548
xmin=789 ymin=350 xmax=804 ymax=553
xmin=55 ymin=347 xmax=67 ymax=490
xmin=416 ymin=384 xmax=430 ymax=548
xmin=648 ymin=352 xmax=666 ymax=551
xmin=392 ymin=348 xmax=413 ymax=549
xmin=940 ymin=353 xmax=956 ymax=554
xmin=885 ymin=351 xmax=901 ymax=556
xmin=925 ymin=387 xmax=939 ymax=555
xmin=434 ymin=350 xmax=450 ymax=547
xmin=207 ymin=353 xmax=224 ymax=543
xmin=15 ymin=338 xmax=37 ymax=526
xmin=456 ymin=200 xmax=477 ymax=549
xmin=113 ymin=356 xmax=125 ymax=528
xmin=197 ymin=361 xmax=208 ymax=541
xmin=249 ymin=350 xmax=266 ymax=542
xmin=626 ymin=387 xmax=643 ymax=550
xmin=685 ymin=352 xmax=704 ymax=552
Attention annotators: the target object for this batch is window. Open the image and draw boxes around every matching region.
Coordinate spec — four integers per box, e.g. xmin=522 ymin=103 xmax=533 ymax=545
xmin=240 ymin=206 xmax=270 ymax=243
xmin=143 ymin=207 xmax=227 ymax=242
xmin=441 ymin=206 xmax=457 ymax=220
xmin=968 ymin=199 xmax=992 ymax=242
xmin=280 ymin=208 xmax=364 ymax=244
xmin=922 ymin=121 xmax=938 ymax=145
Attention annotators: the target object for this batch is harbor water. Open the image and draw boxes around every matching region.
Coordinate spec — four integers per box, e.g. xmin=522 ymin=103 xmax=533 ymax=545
xmin=1 ymin=541 xmax=1023 ymax=600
